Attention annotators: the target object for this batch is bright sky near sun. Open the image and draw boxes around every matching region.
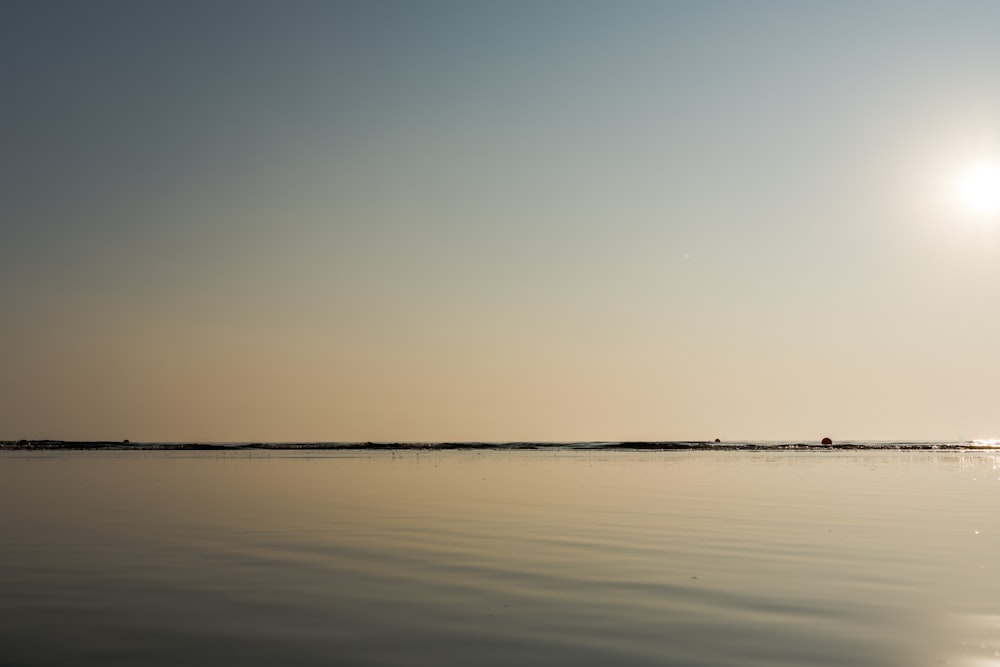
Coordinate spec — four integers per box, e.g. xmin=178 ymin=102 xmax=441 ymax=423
xmin=3 ymin=1 xmax=1000 ymax=442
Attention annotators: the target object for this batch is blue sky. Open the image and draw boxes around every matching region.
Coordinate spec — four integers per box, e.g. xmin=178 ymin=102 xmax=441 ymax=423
xmin=3 ymin=1 xmax=1000 ymax=441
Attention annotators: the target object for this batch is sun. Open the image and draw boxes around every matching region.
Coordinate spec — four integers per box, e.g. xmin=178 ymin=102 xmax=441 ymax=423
xmin=956 ymin=161 xmax=1000 ymax=216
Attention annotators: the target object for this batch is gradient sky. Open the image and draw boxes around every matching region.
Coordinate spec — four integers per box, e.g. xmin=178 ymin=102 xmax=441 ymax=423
xmin=3 ymin=0 xmax=1000 ymax=442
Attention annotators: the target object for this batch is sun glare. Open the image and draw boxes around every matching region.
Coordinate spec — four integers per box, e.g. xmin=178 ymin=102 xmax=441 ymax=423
xmin=956 ymin=162 xmax=1000 ymax=217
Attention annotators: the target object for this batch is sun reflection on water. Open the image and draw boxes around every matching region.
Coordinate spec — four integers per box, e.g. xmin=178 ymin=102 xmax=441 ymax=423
xmin=947 ymin=613 xmax=1000 ymax=667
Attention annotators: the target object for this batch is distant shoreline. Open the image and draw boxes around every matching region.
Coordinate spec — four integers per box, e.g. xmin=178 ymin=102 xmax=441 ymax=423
xmin=2 ymin=440 xmax=995 ymax=452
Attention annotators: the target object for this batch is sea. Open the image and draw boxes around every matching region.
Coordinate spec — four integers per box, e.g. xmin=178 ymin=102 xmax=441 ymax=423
xmin=2 ymin=441 xmax=1000 ymax=666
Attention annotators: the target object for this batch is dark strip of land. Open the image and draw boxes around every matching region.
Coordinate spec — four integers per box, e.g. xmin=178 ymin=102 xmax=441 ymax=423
xmin=1 ymin=440 xmax=993 ymax=451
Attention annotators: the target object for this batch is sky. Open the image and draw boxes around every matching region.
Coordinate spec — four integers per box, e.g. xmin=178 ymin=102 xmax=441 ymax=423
xmin=3 ymin=0 xmax=1000 ymax=442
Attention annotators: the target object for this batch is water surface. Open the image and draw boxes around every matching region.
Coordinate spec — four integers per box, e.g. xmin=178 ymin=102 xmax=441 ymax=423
xmin=2 ymin=450 xmax=999 ymax=666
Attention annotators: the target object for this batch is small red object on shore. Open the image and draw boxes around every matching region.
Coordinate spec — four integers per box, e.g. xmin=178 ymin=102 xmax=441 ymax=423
xmin=821 ymin=437 xmax=833 ymax=445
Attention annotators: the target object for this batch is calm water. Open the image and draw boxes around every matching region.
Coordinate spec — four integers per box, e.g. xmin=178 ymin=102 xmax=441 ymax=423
xmin=2 ymin=450 xmax=1000 ymax=666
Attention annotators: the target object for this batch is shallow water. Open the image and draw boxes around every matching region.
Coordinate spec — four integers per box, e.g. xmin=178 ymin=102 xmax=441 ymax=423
xmin=2 ymin=450 xmax=1000 ymax=666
